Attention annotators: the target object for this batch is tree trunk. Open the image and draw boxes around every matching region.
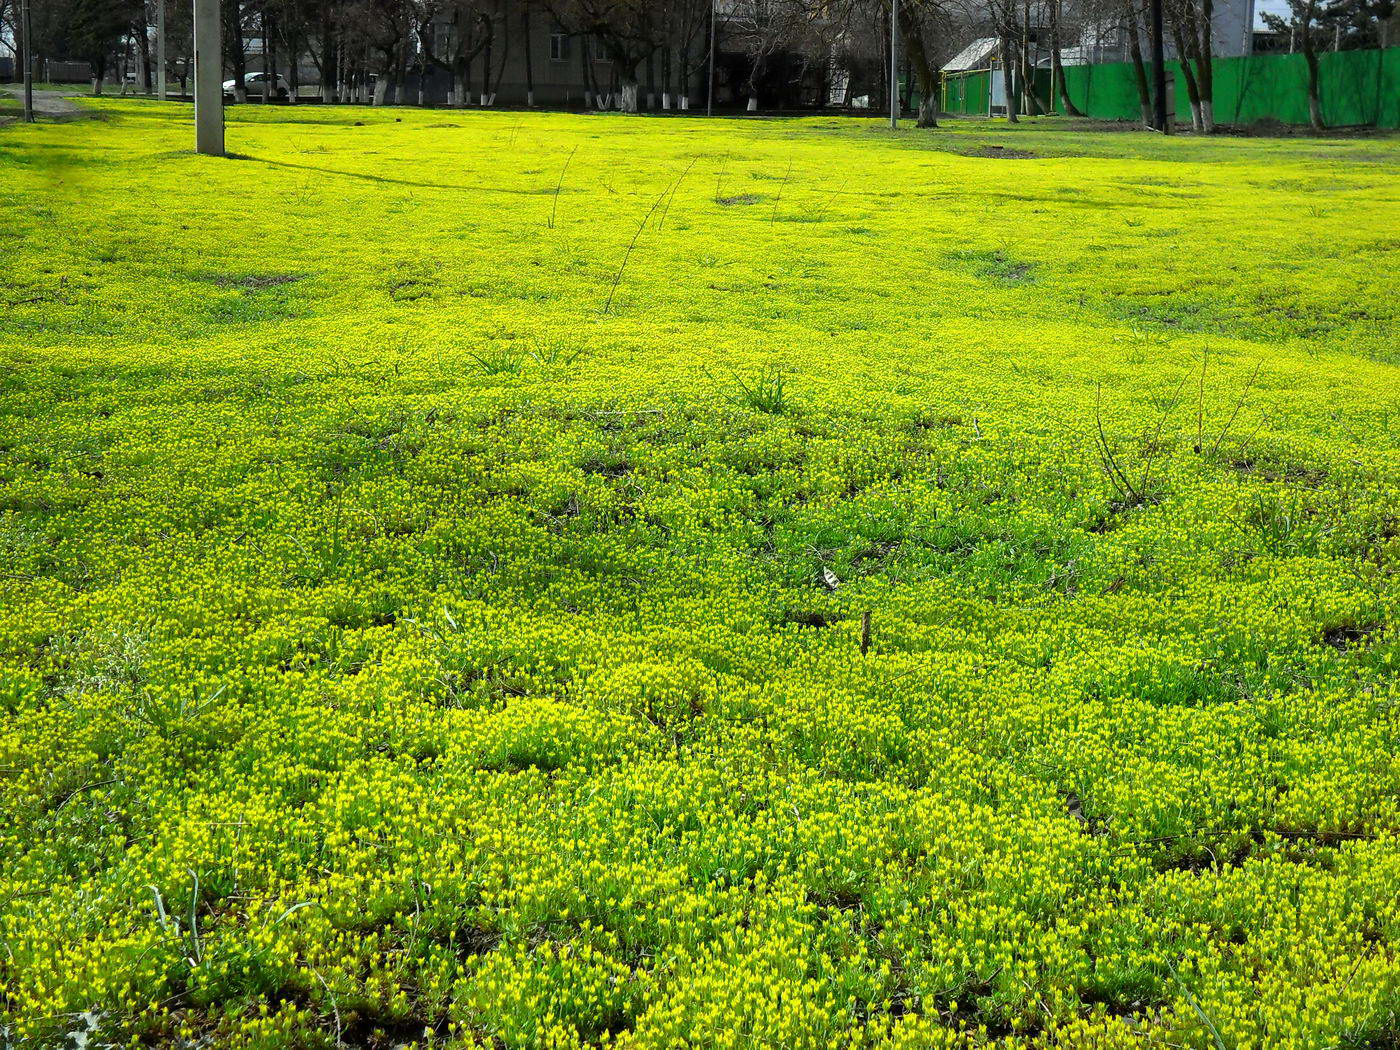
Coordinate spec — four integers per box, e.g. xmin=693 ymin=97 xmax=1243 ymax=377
xmin=488 ymin=17 xmax=507 ymax=105
xmin=898 ymin=6 xmax=940 ymax=128
xmin=1000 ymin=35 xmax=1019 ymax=121
xmin=1021 ymin=45 xmax=1043 ymax=114
xmin=745 ymin=52 xmax=766 ymax=111
xmin=1303 ymin=41 xmax=1323 ymax=128
xmin=1170 ymin=17 xmax=1203 ymax=129
xmin=522 ymin=3 xmax=534 ymax=106
xmin=1125 ymin=12 xmax=1153 ymax=126
xmin=917 ymin=90 xmax=938 ymax=126
xmin=1195 ymin=0 xmax=1214 ymax=131
xmin=228 ymin=1 xmax=247 ymax=102
xmin=1050 ymin=0 xmax=1084 ymax=115
xmin=1020 ymin=0 xmax=1044 ymax=114
xmin=620 ymin=79 xmax=638 ymax=112
xmin=481 ymin=33 xmax=491 ymax=105
xmin=679 ymin=37 xmax=691 ymax=111
xmin=318 ymin=7 xmax=335 ymax=102
xmin=457 ymin=64 xmax=470 ymax=108
xmin=262 ymin=12 xmax=273 ymax=103
xmin=139 ymin=17 xmax=153 ymax=92
xmin=581 ymin=35 xmax=596 ymax=108
xmin=117 ymin=36 xmax=129 ymax=95
xmin=374 ymin=63 xmax=390 ymax=105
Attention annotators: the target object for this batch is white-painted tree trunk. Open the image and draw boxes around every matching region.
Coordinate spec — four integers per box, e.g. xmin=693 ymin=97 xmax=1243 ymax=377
xmin=661 ymin=92 xmax=671 ymax=110
xmin=747 ymin=96 xmax=758 ymax=111
xmin=373 ymin=78 xmax=389 ymax=105
xmin=679 ymin=95 xmax=689 ymax=110
xmin=619 ymin=82 xmax=638 ymax=112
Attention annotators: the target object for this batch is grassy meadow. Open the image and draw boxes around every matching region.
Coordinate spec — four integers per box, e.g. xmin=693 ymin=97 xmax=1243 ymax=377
xmin=1 ymin=99 xmax=1399 ymax=1047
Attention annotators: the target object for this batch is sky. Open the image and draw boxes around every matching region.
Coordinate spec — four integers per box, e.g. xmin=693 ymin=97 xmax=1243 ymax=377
xmin=1253 ymin=0 xmax=1294 ymax=29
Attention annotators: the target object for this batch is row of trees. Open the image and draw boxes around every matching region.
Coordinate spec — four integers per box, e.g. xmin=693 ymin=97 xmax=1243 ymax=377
xmin=0 ymin=0 xmax=967 ymax=122
xmin=1262 ymin=0 xmax=1395 ymax=127
xmin=5 ymin=0 xmax=1392 ymax=128
xmin=2 ymin=0 xmax=146 ymax=87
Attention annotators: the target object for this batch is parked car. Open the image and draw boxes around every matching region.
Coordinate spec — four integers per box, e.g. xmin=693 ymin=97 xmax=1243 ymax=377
xmin=223 ymin=72 xmax=291 ymax=100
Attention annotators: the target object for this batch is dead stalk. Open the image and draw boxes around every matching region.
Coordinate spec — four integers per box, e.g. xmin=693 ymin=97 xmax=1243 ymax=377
xmin=547 ymin=145 xmax=578 ymax=230
xmin=771 ymin=158 xmax=794 ymax=223
xmin=657 ymin=156 xmax=699 ymax=231
xmin=602 ymin=189 xmax=669 ymax=315
xmin=1207 ymin=360 xmax=1264 ymax=459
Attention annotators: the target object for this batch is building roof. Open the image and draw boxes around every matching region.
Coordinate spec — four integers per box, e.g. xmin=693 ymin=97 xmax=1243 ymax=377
xmin=944 ymin=38 xmax=1000 ymax=73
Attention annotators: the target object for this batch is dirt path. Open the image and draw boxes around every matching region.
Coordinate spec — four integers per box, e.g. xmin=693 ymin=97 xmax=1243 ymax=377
xmin=0 ymin=87 xmax=88 ymax=123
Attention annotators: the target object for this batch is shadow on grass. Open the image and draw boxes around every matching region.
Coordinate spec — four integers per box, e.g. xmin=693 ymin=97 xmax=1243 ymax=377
xmin=229 ymin=152 xmax=562 ymax=194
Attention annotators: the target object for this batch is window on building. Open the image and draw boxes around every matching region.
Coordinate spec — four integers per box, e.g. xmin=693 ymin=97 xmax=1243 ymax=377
xmin=550 ymin=32 xmax=570 ymax=62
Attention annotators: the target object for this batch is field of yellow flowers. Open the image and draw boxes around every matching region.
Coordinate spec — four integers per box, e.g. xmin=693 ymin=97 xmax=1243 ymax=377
xmin=1 ymin=99 xmax=1398 ymax=1048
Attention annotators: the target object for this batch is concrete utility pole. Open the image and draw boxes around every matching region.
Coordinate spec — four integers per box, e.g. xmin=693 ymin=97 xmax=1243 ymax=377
xmin=194 ymin=0 xmax=224 ymax=154
xmin=156 ymin=0 xmax=167 ymax=100
xmin=1149 ymin=0 xmax=1169 ymax=131
xmin=889 ymin=0 xmax=898 ymax=128
xmin=20 ymin=0 xmax=34 ymax=123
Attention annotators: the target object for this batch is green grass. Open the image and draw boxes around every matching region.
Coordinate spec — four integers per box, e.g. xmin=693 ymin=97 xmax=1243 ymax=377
xmin=0 ymin=99 xmax=1398 ymax=1049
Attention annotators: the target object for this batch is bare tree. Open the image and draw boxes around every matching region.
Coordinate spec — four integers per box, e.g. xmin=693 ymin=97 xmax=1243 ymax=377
xmin=546 ymin=0 xmax=664 ymax=111
xmin=1166 ymin=0 xmax=1213 ymax=129
xmin=723 ymin=0 xmax=812 ymax=111
xmin=1121 ymin=0 xmax=1154 ymax=125
xmin=660 ymin=0 xmax=711 ymax=109
xmin=224 ymin=0 xmax=250 ymax=100
xmin=415 ymin=0 xmax=495 ymax=106
xmin=1264 ymin=0 xmax=1324 ymax=127
xmin=1047 ymin=0 xmax=1084 ymax=114
xmin=898 ymin=0 xmax=955 ymax=126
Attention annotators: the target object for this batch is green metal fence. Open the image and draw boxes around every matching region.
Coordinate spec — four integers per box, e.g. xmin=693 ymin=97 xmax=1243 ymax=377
xmin=943 ymin=69 xmax=991 ymax=116
xmin=942 ymin=47 xmax=1400 ymax=128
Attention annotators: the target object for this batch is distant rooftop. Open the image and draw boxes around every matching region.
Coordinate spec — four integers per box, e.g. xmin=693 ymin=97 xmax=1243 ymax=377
xmin=944 ymin=38 xmax=1000 ymax=73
